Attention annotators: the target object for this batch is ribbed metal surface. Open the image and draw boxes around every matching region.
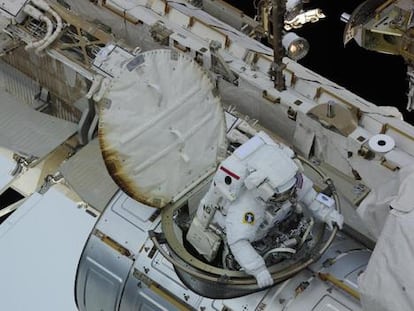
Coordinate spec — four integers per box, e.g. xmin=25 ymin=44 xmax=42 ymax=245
xmin=0 ymin=57 xmax=83 ymax=122
xmin=0 ymin=90 xmax=77 ymax=159
xmin=60 ymin=139 xmax=118 ymax=212
xmin=0 ymin=60 xmax=38 ymax=107
xmin=2 ymin=47 xmax=88 ymax=113
xmin=50 ymin=98 xmax=82 ymax=123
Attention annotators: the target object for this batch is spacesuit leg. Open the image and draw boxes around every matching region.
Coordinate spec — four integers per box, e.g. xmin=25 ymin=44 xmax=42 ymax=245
xmin=186 ymin=184 xmax=223 ymax=262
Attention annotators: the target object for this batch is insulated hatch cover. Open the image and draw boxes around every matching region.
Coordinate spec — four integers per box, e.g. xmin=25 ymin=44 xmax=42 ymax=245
xmin=99 ymin=49 xmax=227 ymax=208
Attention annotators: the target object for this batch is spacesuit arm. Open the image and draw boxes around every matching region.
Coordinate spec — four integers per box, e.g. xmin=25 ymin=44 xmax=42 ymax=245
xmin=298 ymin=175 xmax=344 ymax=230
xmin=229 ymin=239 xmax=273 ymax=288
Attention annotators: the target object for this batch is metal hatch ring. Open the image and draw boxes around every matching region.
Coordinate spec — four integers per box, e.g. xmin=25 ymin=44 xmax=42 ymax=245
xmin=150 ymin=156 xmax=339 ymax=289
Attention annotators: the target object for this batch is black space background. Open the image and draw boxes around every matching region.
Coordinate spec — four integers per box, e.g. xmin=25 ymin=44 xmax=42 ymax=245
xmin=224 ymin=0 xmax=412 ymax=124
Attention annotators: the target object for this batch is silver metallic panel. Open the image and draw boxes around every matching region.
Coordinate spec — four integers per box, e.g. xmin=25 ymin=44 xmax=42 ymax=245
xmin=120 ymin=275 xmax=182 ymax=311
xmin=60 ymin=139 xmax=118 ymax=212
xmin=84 ymin=258 xmax=123 ymax=311
xmin=0 ymin=90 xmax=77 ymax=159
xmin=76 ymin=235 xmax=133 ymax=311
xmin=76 ymin=192 xmax=162 ymax=311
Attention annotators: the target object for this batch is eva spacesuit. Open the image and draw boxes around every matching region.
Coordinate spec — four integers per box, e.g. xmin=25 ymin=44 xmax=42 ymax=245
xmin=186 ymin=132 xmax=343 ymax=288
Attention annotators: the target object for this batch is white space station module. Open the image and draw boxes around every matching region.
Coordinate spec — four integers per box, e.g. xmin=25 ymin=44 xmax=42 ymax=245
xmin=0 ymin=1 xmax=413 ymax=311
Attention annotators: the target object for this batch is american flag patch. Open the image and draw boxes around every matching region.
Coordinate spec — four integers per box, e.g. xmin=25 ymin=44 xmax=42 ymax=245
xmin=296 ymin=173 xmax=303 ymax=189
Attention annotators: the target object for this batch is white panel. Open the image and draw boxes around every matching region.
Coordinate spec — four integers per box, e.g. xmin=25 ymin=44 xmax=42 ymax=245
xmin=0 ymin=0 xmax=29 ymax=17
xmin=151 ymin=0 xmax=167 ymax=16
xmin=167 ymin=8 xmax=190 ymax=28
xmin=93 ymin=45 xmax=135 ymax=78
xmin=0 ymin=187 xmax=97 ymax=311
xmin=255 ymin=54 xmax=272 ymax=74
xmin=313 ymin=296 xmax=352 ymax=311
xmin=190 ymin=20 xmax=227 ymax=47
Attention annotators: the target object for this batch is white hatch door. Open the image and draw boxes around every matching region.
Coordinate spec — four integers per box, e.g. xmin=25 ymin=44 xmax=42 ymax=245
xmin=99 ymin=49 xmax=227 ymax=208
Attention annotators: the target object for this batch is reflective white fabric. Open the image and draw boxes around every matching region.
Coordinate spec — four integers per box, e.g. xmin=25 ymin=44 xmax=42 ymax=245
xmin=359 ymin=165 xmax=414 ymax=311
xmin=99 ymin=49 xmax=227 ymax=208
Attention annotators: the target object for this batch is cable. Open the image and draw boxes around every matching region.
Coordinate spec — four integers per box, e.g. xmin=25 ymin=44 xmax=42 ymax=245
xmin=23 ymin=4 xmax=53 ymax=50
xmin=29 ymin=0 xmax=63 ymax=53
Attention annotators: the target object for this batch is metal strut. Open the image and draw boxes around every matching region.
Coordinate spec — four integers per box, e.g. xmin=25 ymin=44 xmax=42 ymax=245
xmin=407 ymin=66 xmax=414 ymax=111
xmin=271 ymin=0 xmax=287 ymax=91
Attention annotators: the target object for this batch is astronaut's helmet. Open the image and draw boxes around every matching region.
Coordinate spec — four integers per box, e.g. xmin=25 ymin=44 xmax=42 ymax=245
xmin=213 ymin=156 xmax=248 ymax=201
xmin=269 ymin=175 xmax=298 ymax=203
xmin=244 ymin=144 xmax=299 ymax=203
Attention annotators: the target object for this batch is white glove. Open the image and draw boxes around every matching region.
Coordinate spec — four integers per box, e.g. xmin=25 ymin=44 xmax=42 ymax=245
xmin=254 ymin=267 xmax=274 ymax=288
xmin=229 ymin=240 xmax=274 ymax=288
xmin=307 ymin=193 xmax=343 ymax=230
xmin=325 ymin=209 xmax=344 ymax=230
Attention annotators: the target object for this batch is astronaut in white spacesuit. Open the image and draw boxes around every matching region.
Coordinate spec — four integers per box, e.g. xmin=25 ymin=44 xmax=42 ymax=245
xmin=186 ymin=132 xmax=343 ymax=288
